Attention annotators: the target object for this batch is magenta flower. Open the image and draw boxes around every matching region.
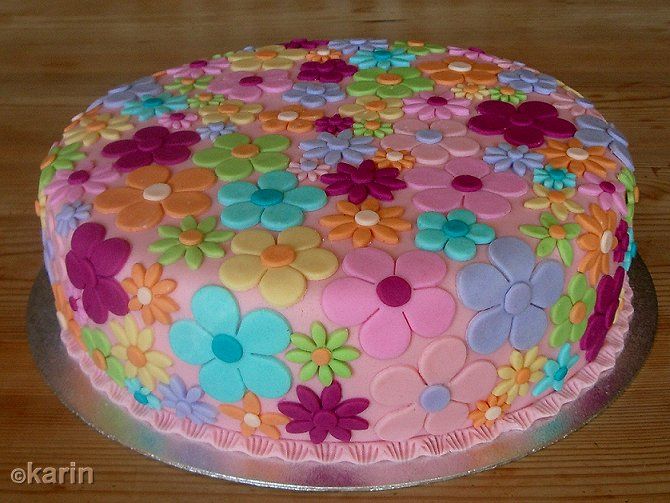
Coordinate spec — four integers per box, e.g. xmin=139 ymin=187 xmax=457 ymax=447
xmin=581 ymin=267 xmax=625 ymax=362
xmin=297 ymin=59 xmax=357 ymax=83
xmin=166 ymin=58 xmax=229 ymax=79
xmin=314 ymin=114 xmax=354 ymax=134
xmin=65 ymin=223 xmax=130 ymax=324
xmin=284 ymin=38 xmax=329 ymax=50
xmin=101 ymin=126 xmax=200 ymax=172
xmin=613 ymin=220 xmax=629 ymax=263
xmin=278 ymin=381 xmax=369 ymax=444
xmin=467 ymin=100 xmax=576 ymax=148
xmin=370 ymin=337 xmax=497 ymax=440
xmin=43 ymin=160 xmax=117 ymax=206
xmin=405 ymin=157 xmax=528 ymax=220
xmin=320 ymin=159 xmax=407 ymax=204
xmin=402 ymin=91 xmax=471 ymax=121
xmin=577 ymin=172 xmax=627 ymax=216
xmin=208 ymin=70 xmax=292 ymax=102
xmin=322 ymin=248 xmax=456 ymax=359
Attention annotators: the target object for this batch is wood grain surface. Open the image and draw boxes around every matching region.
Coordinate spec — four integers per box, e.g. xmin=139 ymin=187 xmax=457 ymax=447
xmin=0 ymin=1 xmax=668 ymax=500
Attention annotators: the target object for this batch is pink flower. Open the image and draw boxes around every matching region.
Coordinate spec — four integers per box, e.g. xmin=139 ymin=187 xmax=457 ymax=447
xmin=405 ymin=157 xmax=528 ymax=219
xmin=577 ymin=172 xmax=627 ymax=216
xmin=550 ymin=91 xmax=604 ymax=119
xmin=322 ymin=248 xmax=456 ymax=360
xmin=43 ymin=160 xmax=118 ymax=205
xmin=370 ymin=337 xmax=497 ymax=440
xmin=208 ymin=70 xmax=292 ymax=102
xmin=158 ymin=111 xmax=199 ymax=130
xmin=380 ymin=119 xmax=480 ymax=166
xmin=448 ymin=46 xmax=510 ymax=66
xmin=166 ymin=58 xmax=229 ymax=79
xmin=402 ymin=91 xmax=471 ymax=121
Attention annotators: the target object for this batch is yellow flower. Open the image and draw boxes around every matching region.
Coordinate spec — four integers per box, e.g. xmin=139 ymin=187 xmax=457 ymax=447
xmin=110 ymin=315 xmax=172 ymax=390
xmin=219 ymin=226 xmax=338 ymax=307
xmin=451 ymin=82 xmax=490 ymax=100
xmin=62 ymin=113 xmax=133 ymax=146
xmin=524 ymin=183 xmax=584 ymax=221
xmin=227 ymin=45 xmax=307 ymax=71
xmin=493 ymin=346 xmax=547 ymax=403
xmin=198 ymin=99 xmax=262 ymax=125
xmin=338 ymin=96 xmax=404 ymax=122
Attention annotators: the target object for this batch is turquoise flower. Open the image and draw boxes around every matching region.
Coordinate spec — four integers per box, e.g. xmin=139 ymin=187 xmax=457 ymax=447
xmin=126 ymin=378 xmax=161 ymax=409
xmin=169 ymin=286 xmax=292 ymax=403
xmin=415 ymin=209 xmax=495 ymax=261
xmin=532 ymin=344 xmax=579 ymax=396
xmin=349 ymin=48 xmax=416 ymax=70
xmin=219 ymin=171 xmax=327 ymax=231
xmin=533 ymin=165 xmax=576 ymax=190
xmin=121 ymin=92 xmax=188 ymax=121
xmin=624 ymin=227 xmax=637 ymax=271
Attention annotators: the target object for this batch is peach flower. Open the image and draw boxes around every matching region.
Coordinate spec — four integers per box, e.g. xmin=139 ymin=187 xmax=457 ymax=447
xmin=417 ymin=56 xmax=501 ymax=86
xmin=219 ymin=391 xmax=289 ymax=439
xmin=535 ymin=138 xmax=617 ymax=178
xmin=122 ymin=263 xmax=179 ymax=325
xmin=575 ymin=204 xmax=618 ymax=284
xmin=259 ymin=105 xmax=323 ymax=133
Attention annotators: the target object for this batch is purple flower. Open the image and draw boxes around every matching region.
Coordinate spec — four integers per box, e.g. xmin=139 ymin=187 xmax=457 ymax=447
xmin=157 ymin=375 xmax=218 ymax=425
xmin=196 ymin=122 xmax=237 ymax=141
xmin=65 ymin=223 xmax=130 ymax=324
xmin=328 ymin=38 xmax=388 ymax=55
xmin=282 ymin=82 xmax=346 ymax=109
xmin=574 ymin=115 xmax=633 ymax=170
xmin=299 ymin=129 xmax=376 ymax=166
xmin=498 ymin=69 xmax=558 ymax=95
xmin=613 ymin=220 xmax=629 ymax=263
xmin=55 ymin=201 xmax=92 ymax=236
xmin=320 ymin=159 xmax=407 ymax=204
xmin=314 ymin=114 xmax=354 ymax=134
xmin=278 ymin=381 xmax=369 ymax=444
xmin=101 ymin=126 xmax=200 ymax=172
xmin=284 ymin=38 xmax=328 ymax=50
xmin=483 ymin=142 xmax=544 ymax=176
xmin=96 ymin=76 xmax=163 ymax=109
xmin=42 ymin=231 xmax=55 ymax=282
xmin=581 ymin=267 xmax=625 ymax=362
xmin=297 ymin=60 xmax=357 ymax=83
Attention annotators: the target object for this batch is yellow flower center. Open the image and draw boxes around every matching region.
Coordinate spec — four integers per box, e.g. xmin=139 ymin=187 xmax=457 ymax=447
xmin=92 ymin=349 xmax=107 ymax=371
xmin=260 ymin=244 xmax=296 ymax=268
xmin=569 ymin=301 xmax=587 ymax=324
xmin=142 ymin=183 xmax=172 ymax=202
xmin=376 ymin=73 xmax=402 ymax=85
xmin=311 ymin=347 xmax=332 ymax=366
xmin=548 ymin=224 xmax=566 ymax=239
xmin=231 ymin=144 xmax=260 ymax=159
xmin=127 ymin=345 xmax=147 ymax=368
xmin=179 ymin=229 xmax=204 ymax=246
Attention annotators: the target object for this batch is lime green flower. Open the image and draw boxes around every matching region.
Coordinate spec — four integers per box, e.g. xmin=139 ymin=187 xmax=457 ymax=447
xmin=39 ymin=142 xmax=86 ymax=191
xmin=549 ymin=273 xmax=596 ymax=347
xmin=81 ymin=326 xmax=125 ymax=386
xmin=519 ymin=212 xmax=580 ymax=265
xmin=346 ymin=67 xmax=434 ymax=99
xmin=352 ymin=119 xmax=393 ymax=138
xmin=165 ymin=75 xmax=213 ymax=95
xmin=392 ymin=40 xmax=445 ymax=56
xmin=187 ymin=92 xmax=225 ymax=109
xmin=617 ymin=168 xmax=638 ymax=224
xmin=489 ymin=86 xmax=527 ymax=104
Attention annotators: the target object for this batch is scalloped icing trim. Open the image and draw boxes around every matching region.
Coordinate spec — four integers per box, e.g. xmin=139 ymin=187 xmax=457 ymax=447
xmin=59 ymin=278 xmax=633 ymax=465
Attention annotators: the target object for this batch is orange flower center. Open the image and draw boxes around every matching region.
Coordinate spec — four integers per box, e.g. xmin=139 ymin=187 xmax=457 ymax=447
xmin=463 ymin=83 xmax=480 ymax=93
xmin=92 ymin=349 xmax=107 ymax=371
xmin=365 ymin=99 xmax=387 ymax=111
xmin=180 ymin=78 xmax=196 ymax=85
xmin=569 ymin=301 xmax=587 ymax=324
xmin=86 ymin=120 xmax=107 ymax=132
xmin=255 ymin=49 xmax=278 ymax=60
xmin=260 ymin=244 xmax=296 ymax=268
xmin=179 ymin=229 xmax=204 ymax=246
xmin=127 ymin=345 xmax=147 ymax=368
xmin=447 ymin=61 xmax=472 ymax=73
xmin=548 ymin=190 xmax=567 ymax=203
xmin=376 ymin=73 xmax=402 ymax=85
xmin=499 ymin=86 xmax=516 ymax=96
xmin=407 ymin=40 xmax=425 ymax=47
xmin=198 ymin=93 xmax=213 ymax=102
xmin=40 ymin=153 xmax=56 ymax=169
xmin=365 ymin=120 xmax=381 ymax=130
xmin=218 ymin=103 xmax=241 ymax=114
xmin=231 ymin=144 xmax=260 ymax=158
xmin=515 ymin=367 xmax=531 ymax=384
xmin=311 ymin=347 xmax=332 ymax=366
xmin=548 ymin=224 xmax=566 ymax=239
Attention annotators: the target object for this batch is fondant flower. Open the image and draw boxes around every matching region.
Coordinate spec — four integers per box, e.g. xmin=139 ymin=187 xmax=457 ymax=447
xmin=278 ymin=381 xmax=369 ymax=443
xmin=352 ymin=119 xmax=393 ymax=138
xmin=55 ymin=200 xmax=92 ymax=236
xmin=492 ymin=346 xmax=546 ymax=403
xmin=370 ymin=337 xmax=496 ymax=440
xmin=319 ymin=198 xmax=411 ymax=247
xmin=532 ymin=344 xmax=579 ymax=396
xmin=38 ymin=142 xmax=86 ymax=191
xmin=148 ymin=215 xmax=233 ymax=270
xmin=577 ymin=172 xmax=627 ymax=216
xmin=349 ymin=47 xmax=415 ymax=69
xmin=314 ymin=113 xmax=354 ymax=134
xmin=415 ymin=209 xmax=495 ymax=261
xmin=258 ymin=105 xmax=323 ymax=133
xmin=121 ymin=92 xmax=188 ymax=121
xmin=287 ymin=159 xmax=330 ymax=182
xmin=574 ymin=115 xmax=633 ymax=169
xmin=405 ymin=158 xmax=528 ymax=220
xmin=157 ymin=375 xmax=219 ymax=425
xmin=549 ymin=273 xmax=596 ymax=347
xmin=448 ymin=46 xmax=508 ymax=64
xmin=218 ymin=226 xmax=338 ymax=308
xmin=196 ymin=122 xmax=237 ymax=141
xmin=98 ymin=76 xmax=162 ymax=109
xmin=166 ymin=58 xmax=229 ymax=79
xmin=193 ymin=132 xmax=290 ymax=181
xmin=209 ymin=70 xmax=293 ymax=102
xmin=219 ymin=392 xmax=288 ymax=439
xmin=402 ymin=91 xmax=470 ymax=121
xmin=101 ymin=125 xmax=201 ymax=172
xmin=346 ymin=67 xmax=434 ymax=99
xmin=62 ymin=113 xmax=133 ymax=146
xmin=81 ymin=326 xmax=125 ymax=386
xmin=320 ymin=160 xmax=407 ymax=204
xmin=575 ymin=204 xmax=618 ymax=284
xmin=519 ymin=212 xmax=581 ymax=265
xmin=468 ymin=394 xmax=511 ymax=428
xmin=524 ymin=183 xmax=584 ymax=221
xmin=533 ymin=165 xmax=576 ymax=190
xmin=391 ymin=39 xmax=444 ymax=56
xmin=618 ymin=168 xmax=639 ymax=223
xmin=218 ymin=171 xmax=327 ymax=231
xmin=282 ymin=82 xmax=346 ymax=108
xmin=497 ymin=69 xmax=558 ymax=95
xmin=622 ymin=227 xmax=637 ymax=271
xmin=371 ymin=148 xmax=415 ymax=170
xmin=467 ymin=100 xmax=576 ymax=148
xmin=551 ymin=93 xmax=602 ymax=118
xmin=198 ymin=99 xmax=262 ymax=125
xmin=451 ymin=82 xmax=490 ymax=101
xmin=45 ymin=160 xmax=117 ymax=206
xmin=226 ymin=45 xmax=307 ymax=71
xmin=286 ymin=322 xmax=360 ymax=385
xmin=286 ymin=38 xmax=329 ymax=50
xmin=457 ymin=237 xmax=564 ymax=354
xmin=297 ymin=59 xmax=357 ymax=83
xmin=122 ymin=263 xmax=179 ymax=326
xmin=187 ymin=92 xmax=225 ymax=109
xmin=613 ymin=220 xmax=629 ymax=263
xmin=338 ymin=96 xmax=404 ymax=122
xmin=169 ymin=285 xmax=292 ymax=402
xmin=65 ymin=223 xmax=130 ymax=324
xmin=164 ymin=75 xmax=213 ymax=95
xmin=488 ymin=85 xmax=526 ymax=104
xmin=157 ymin=111 xmax=199 ymax=130
xmin=305 ymin=47 xmax=341 ymax=62
xmin=322 ymin=248 xmax=456 ymax=359
xmin=417 ymin=56 xmax=501 ymax=86
xmin=381 ymin=119 xmax=480 ymax=166
xmin=483 ymin=142 xmax=544 ymax=176
xmin=535 ymin=138 xmax=617 ymax=179
xmin=126 ymin=378 xmax=161 ymax=409
xmin=53 ymin=283 xmax=82 ymax=343
xmin=94 ymin=165 xmax=216 ymax=231
xmin=329 ymin=38 xmax=388 ymax=54
xmin=299 ymin=129 xmax=377 ymax=166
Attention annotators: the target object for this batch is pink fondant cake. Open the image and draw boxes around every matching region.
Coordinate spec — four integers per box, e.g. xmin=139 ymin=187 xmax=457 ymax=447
xmin=37 ymin=39 xmax=639 ymax=464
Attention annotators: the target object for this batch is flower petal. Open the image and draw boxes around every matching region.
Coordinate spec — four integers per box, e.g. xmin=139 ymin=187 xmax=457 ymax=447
xmin=423 ymin=402 xmax=469 ymax=435
xmin=199 ymin=359 xmax=246 ymax=403
xmin=509 ymin=305 xmax=547 ymax=350
xmin=191 ymin=285 xmax=240 ymax=336
xmin=322 ymin=277 xmax=379 ymax=326
xmin=341 ymin=247 xmax=395 ymax=283
xmin=403 ymin=287 xmax=455 ymax=338
xmin=239 ymin=354 xmax=291 ymax=398
xmin=529 ymin=260 xmax=565 ymax=308
xmin=236 ymin=309 xmax=291 ymax=355
xmin=169 ymin=319 xmax=214 ymax=365
xmin=449 ymin=360 xmax=498 ymax=403
xmin=457 ymin=263 xmax=509 ymax=310
xmin=259 ymin=266 xmax=307 ymax=307
xmin=359 ymin=308 xmax=411 ymax=359
xmin=395 ymin=249 xmax=447 ymax=288
xmin=374 ymin=404 xmax=426 ymax=441
xmin=488 ymin=237 xmax=535 ymax=282
xmin=466 ymin=305 xmax=513 ymax=354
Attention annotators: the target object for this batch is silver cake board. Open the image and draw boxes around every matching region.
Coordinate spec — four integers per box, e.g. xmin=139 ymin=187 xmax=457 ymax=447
xmin=26 ymin=257 xmax=657 ymax=491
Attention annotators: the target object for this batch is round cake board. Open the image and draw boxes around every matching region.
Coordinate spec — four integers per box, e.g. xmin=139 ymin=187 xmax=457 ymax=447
xmin=26 ymin=257 xmax=657 ymax=491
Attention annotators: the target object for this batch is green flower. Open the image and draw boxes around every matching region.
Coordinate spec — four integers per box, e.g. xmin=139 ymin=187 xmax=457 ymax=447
xmin=489 ymin=86 xmax=527 ymax=104
xmin=519 ymin=212 xmax=580 ymax=265
xmin=352 ymin=119 xmax=393 ymax=138
xmin=617 ymin=167 xmax=637 ymax=224
xmin=285 ymin=322 xmax=360 ymax=386
xmin=192 ymin=132 xmax=290 ymax=181
xmin=346 ymin=67 xmax=434 ymax=99
xmin=549 ymin=273 xmax=596 ymax=347
xmin=187 ymin=92 xmax=225 ymax=109
xmin=149 ymin=215 xmax=233 ymax=270
xmin=392 ymin=40 xmax=445 ymax=56
xmin=81 ymin=326 xmax=125 ymax=386
xmin=164 ymin=75 xmax=214 ymax=94
xmin=38 ymin=142 xmax=86 ymax=191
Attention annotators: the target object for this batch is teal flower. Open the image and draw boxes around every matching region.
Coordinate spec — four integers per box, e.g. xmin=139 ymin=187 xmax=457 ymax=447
xmin=532 ymin=344 xmax=579 ymax=396
xmin=346 ymin=67 xmax=434 ymax=99
xmin=349 ymin=48 xmax=416 ymax=70
xmin=623 ymin=227 xmax=637 ymax=271
xmin=533 ymin=165 xmax=576 ymax=190
xmin=519 ymin=212 xmax=580 ymax=265
xmin=81 ymin=326 xmax=125 ymax=386
xmin=415 ymin=209 xmax=495 ymax=261
xmin=126 ymin=378 xmax=161 ymax=409
xmin=121 ymin=92 xmax=188 ymax=121
xmin=169 ymin=286 xmax=292 ymax=403
xmin=164 ymin=75 xmax=213 ymax=94
xmin=38 ymin=142 xmax=86 ymax=191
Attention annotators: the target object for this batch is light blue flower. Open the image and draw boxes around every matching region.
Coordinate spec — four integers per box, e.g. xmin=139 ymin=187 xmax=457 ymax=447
xmin=126 ymin=378 xmax=161 ymax=409
xmin=91 ymin=76 xmax=163 ymax=109
xmin=218 ymin=171 xmax=327 ymax=231
xmin=483 ymin=142 xmax=544 ymax=176
xmin=121 ymin=92 xmax=188 ymax=121
xmin=328 ymin=38 xmax=388 ymax=55
xmin=532 ymin=344 xmax=579 ymax=396
xmin=498 ymin=69 xmax=558 ymax=95
xmin=157 ymin=375 xmax=218 ymax=425
xmin=624 ymin=227 xmax=637 ymax=271
xmin=196 ymin=122 xmax=237 ymax=141
xmin=349 ymin=48 xmax=415 ymax=70
xmin=299 ymin=129 xmax=377 ymax=166
xmin=416 ymin=209 xmax=495 ymax=261
xmin=282 ymin=82 xmax=346 ymax=109
xmin=574 ymin=115 xmax=633 ymax=170
xmin=533 ymin=166 xmax=576 ymax=190
xmin=169 ymin=286 xmax=292 ymax=403
xmin=55 ymin=200 xmax=91 ymax=236
xmin=42 ymin=231 xmax=55 ymax=282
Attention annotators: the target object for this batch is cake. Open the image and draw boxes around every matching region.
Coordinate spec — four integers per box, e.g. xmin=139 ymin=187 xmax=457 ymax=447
xmin=36 ymin=38 xmax=639 ymax=464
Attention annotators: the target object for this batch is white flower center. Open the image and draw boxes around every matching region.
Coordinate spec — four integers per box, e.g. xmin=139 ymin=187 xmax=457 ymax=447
xmin=600 ymin=230 xmax=614 ymax=253
xmin=354 ymin=209 xmax=380 ymax=227
xmin=142 ymin=183 xmax=172 ymax=202
xmin=56 ymin=311 xmax=68 ymax=330
xmin=243 ymin=412 xmax=261 ymax=428
xmin=316 ymin=49 xmax=331 ymax=56
xmin=448 ymin=61 xmax=472 ymax=73
xmin=385 ymin=150 xmax=404 ymax=162
xmin=137 ymin=287 xmax=153 ymax=306
xmin=278 ymin=110 xmax=299 ymax=122
xmin=485 ymin=406 xmax=502 ymax=421
xmin=566 ymin=147 xmax=589 ymax=161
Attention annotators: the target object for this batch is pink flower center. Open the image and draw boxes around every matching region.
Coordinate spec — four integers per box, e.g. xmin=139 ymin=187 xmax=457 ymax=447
xmin=376 ymin=275 xmax=412 ymax=307
xmin=67 ymin=170 xmax=90 ymax=185
xmin=426 ymin=96 xmax=448 ymax=107
xmin=451 ymin=174 xmax=483 ymax=192
xmin=239 ymin=75 xmax=263 ymax=86
xmin=600 ymin=181 xmax=616 ymax=194
xmin=170 ymin=112 xmax=186 ymax=120
xmin=189 ymin=60 xmax=208 ymax=68
xmin=313 ymin=410 xmax=338 ymax=428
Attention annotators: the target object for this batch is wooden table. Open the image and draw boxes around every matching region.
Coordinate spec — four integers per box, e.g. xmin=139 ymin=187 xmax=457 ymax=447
xmin=1 ymin=1 xmax=668 ymax=500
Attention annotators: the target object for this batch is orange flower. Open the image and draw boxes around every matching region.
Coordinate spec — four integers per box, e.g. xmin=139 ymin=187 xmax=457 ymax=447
xmin=94 ymin=165 xmax=216 ymax=231
xmin=319 ymin=198 xmax=411 ymax=247
xmin=306 ymin=48 xmax=342 ymax=62
xmin=372 ymin=148 xmax=416 ymax=170
xmin=258 ymin=105 xmax=323 ymax=133
xmin=53 ymin=283 xmax=82 ymax=348
xmin=468 ymin=394 xmax=510 ymax=428
xmin=122 ymin=263 xmax=179 ymax=325
xmin=575 ymin=204 xmax=618 ymax=285
xmin=417 ymin=56 xmax=500 ymax=86
xmin=219 ymin=392 xmax=289 ymax=439
xmin=535 ymin=138 xmax=617 ymax=178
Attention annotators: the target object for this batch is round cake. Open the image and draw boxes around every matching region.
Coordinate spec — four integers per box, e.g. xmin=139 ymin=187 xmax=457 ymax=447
xmin=37 ymin=38 xmax=639 ymax=464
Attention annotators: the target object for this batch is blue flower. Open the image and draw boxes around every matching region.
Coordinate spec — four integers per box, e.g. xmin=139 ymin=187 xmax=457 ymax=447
xmin=457 ymin=237 xmax=564 ymax=354
xmin=483 ymin=142 xmax=544 ymax=176
xmin=55 ymin=200 xmax=91 ymax=236
xmin=416 ymin=209 xmax=495 ymax=261
xmin=219 ymin=171 xmax=327 ymax=231
xmin=328 ymin=38 xmax=388 ymax=55
xmin=282 ymin=82 xmax=346 ymax=109
xmin=169 ymin=286 xmax=292 ymax=403
xmin=532 ymin=344 xmax=579 ymax=396
xmin=349 ymin=48 xmax=415 ymax=70
xmin=42 ymin=231 xmax=55 ymax=282
xmin=533 ymin=166 xmax=576 ymax=190
xmin=121 ymin=92 xmax=188 ymax=121
xmin=93 ymin=76 xmax=163 ymax=109
xmin=574 ymin=115 xmax=633 ymax=170
xmin=196 ymin=122 xmax=237 ymax=141
xmin=126 ymin=378 xmax=161 ymax=409
xmin=624 ymin=227 xmax=637 ymax=271
xmin=498 ymin=69 xmax=558 ymax=95
xmin=299 ymin=129 xmax=377 ymax=166
xmin=157 ymin=375 xmax=218 ymax=425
